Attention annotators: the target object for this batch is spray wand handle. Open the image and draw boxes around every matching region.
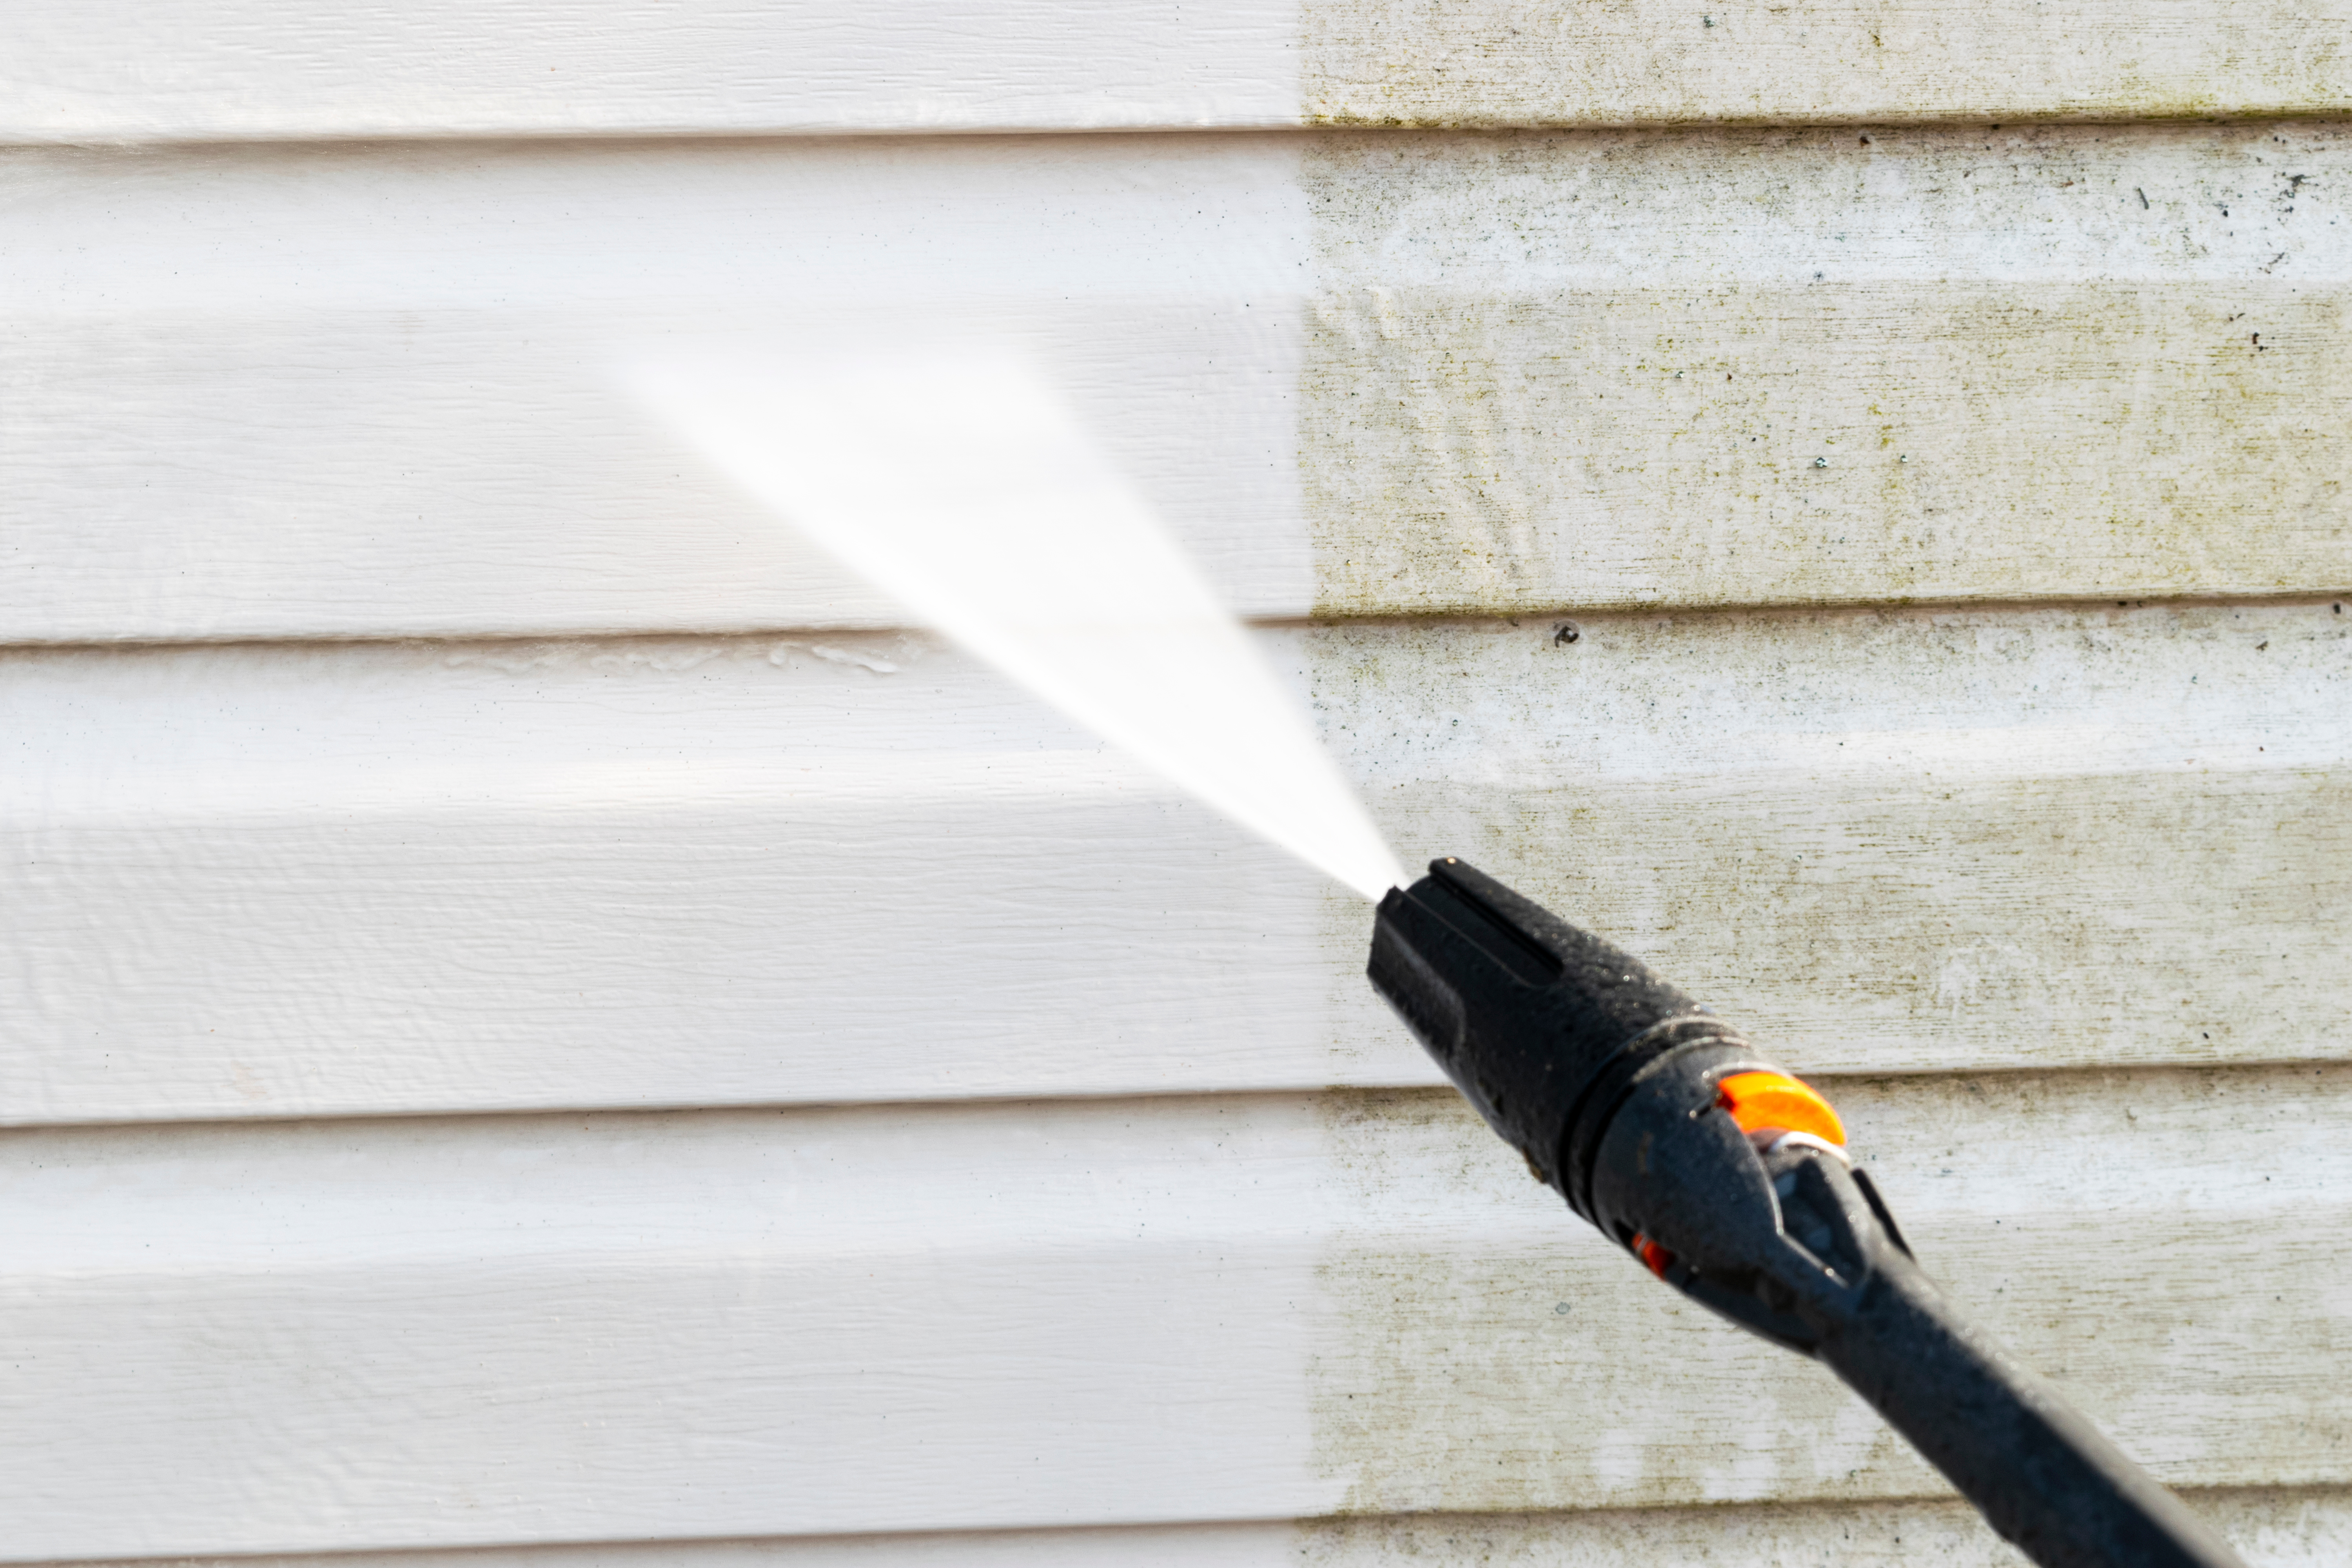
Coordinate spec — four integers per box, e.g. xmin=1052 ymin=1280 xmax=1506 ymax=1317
xmin=1365 ymin=858 xmax=2250 ymax=1568
xmin=1804 ymin=1183 xmax=2243 ymax=1567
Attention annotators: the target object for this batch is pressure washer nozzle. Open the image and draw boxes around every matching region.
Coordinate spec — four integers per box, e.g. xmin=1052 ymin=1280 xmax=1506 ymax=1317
xmin=1366 ymin=858 xmax=2245 ymax=1568
xmin=1370 ymin=855 xmax=1744 ymax=1221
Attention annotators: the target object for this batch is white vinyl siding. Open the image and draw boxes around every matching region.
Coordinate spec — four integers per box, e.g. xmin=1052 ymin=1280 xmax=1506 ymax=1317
xmin=4 ymin=13 xmax=2346 ymax=1568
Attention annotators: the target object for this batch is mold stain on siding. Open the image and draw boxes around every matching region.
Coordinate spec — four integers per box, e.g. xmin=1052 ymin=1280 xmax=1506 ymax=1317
xmin=1299 ymin=0 xmax=2352 ymax=127
xmin=1303 ymin=283 xmax=2349 ymax=615
xmin=1299 ymin=125 xmax=2351 ymax=617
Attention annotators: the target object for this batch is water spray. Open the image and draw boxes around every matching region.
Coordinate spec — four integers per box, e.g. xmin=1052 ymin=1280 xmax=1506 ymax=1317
xmin=632 ymin=347 xmax=1402 ymax=900
xmin=638 ymin=351 xmax=2243 ymax=1568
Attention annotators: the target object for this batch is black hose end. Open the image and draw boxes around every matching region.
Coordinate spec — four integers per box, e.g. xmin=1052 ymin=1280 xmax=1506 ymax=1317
xmin=1368 ymin=858 xmax=1715 ymax=1198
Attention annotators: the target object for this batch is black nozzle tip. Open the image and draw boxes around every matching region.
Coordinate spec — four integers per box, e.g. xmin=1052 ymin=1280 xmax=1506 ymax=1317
xmin=1367 ymin=858 xmax=1719 ymax=1197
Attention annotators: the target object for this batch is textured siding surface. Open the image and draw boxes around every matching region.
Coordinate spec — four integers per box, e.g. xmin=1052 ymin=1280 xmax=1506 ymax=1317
xmin=4 ymin=7 xmax=2348 ymax=1567
xmin=6 ymin=125 xmax=2349 ymax=642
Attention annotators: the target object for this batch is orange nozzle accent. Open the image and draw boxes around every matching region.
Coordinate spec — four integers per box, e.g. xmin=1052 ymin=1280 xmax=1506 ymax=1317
xmin=1631 ymin=1232 xmax=1673 ymax=1278
xmin=1716 ymin=1070 xmax=1847 ymax=1147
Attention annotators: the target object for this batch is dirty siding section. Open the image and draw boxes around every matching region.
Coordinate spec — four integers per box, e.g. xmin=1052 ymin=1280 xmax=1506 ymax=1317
xmin=5 ymin=10 xmax=2352 ymax=1568
xmin=1301 ymin=0 xmax=2352 ymax=127
xmin=1303 ymin=123 xmax=2351 ymax=614
xmin=1312 ymin=603 xmax=2352 ymax=1077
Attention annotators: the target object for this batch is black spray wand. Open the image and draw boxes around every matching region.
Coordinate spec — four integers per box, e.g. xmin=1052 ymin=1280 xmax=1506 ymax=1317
xmin=1369 ymin=857 xmax=2245 ymax=1568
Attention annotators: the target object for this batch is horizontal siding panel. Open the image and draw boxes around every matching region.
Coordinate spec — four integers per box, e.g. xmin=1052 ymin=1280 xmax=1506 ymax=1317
xmin=0 ymin=1067 xmax=2339 ymax=1557
xmin=3 ymin=1 xmax=2345 ymax=141
xmin=1331 ymin=602 xmax=2352 ymax=1079
xmin=1302 ymin=123 xmax=2352 ymax=615
xmin=4 ymin=601 xmax=2344 ymax=1124
xmin=0 ymin=632 xmax=1352 ymax=1123
xmin=22 ymin=1490 xmax=2352 ymax=1566
xmin=0 ymin=134 xmax=1314 ymax=642
xmin=0 ymin=0 xmax=1302 ymax=142
xmin=4 ymin=125 xmax=2346 ymax=644
xmin=1305 ymin=281 xmax=2350 ymax=615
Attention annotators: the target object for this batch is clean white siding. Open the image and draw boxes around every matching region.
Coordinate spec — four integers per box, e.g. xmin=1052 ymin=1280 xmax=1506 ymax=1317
xmin=3 ymin=11 xmax=2346 ymax=1568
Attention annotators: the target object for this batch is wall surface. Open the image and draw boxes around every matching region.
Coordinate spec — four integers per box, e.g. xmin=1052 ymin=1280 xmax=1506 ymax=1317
xmin=4 ymin=9 xmax=2348 ymax=1568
